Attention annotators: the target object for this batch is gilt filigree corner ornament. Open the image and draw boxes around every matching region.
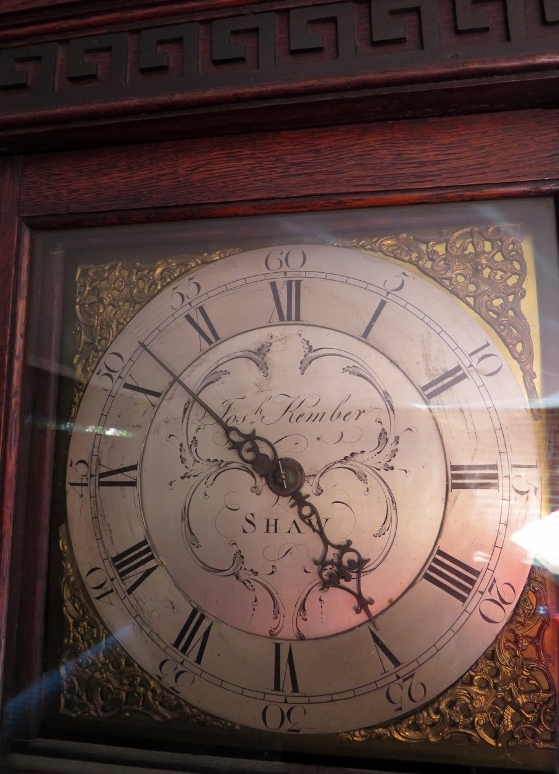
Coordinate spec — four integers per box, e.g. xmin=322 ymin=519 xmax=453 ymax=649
xmin=340 ymin=567 xmax=556 ymax=748
xmin=330 ymin=225 xmax=541 ymax=419
xmin=71 ymin=248 xmax=241 ymax=418
xmin=59 ymin=524 xmax=240 ymax=729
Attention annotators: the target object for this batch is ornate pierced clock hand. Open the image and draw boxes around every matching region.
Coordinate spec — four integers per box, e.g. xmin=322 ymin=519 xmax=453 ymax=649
xmin=288 ymin=491 xmax=377 ymax=629
xmin=139 ymin=341 xmax=280 ymax=479
xmin=139 ymin=340 xmax=377 ymax=628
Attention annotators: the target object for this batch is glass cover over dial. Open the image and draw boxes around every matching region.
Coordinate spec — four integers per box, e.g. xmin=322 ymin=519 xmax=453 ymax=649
xmin=66 ymin=245 xmax=540 ymax=734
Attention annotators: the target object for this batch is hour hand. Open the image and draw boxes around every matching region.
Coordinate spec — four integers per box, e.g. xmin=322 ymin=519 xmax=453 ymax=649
xmin=139 ymin=341 xmax=302 ymax=494
xmin=217 ymin=424 xmax=306 ymax=496
xmin=140 ymin=341 xmax=376 ymax=625
xmin=224 ymin=425 xmax=278 ymax=478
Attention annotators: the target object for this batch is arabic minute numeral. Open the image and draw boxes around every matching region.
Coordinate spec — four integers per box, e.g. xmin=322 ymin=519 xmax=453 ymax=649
xmin=264 ymin=247 xmax=306 ymax=271
xmin=157 ymin=658 xmax=194 ymax=693
xmin=273 ymin=643 xmax=300 ymax=693
xmin=68 ymin=457 xmax=90 ymax=498
xmin=98 ymin=463 xmax=138 ymax=487
xmin=173 ymin=607 xmax=213 ymax=664
xmin=383 ymin=271 xmax=413 ymax=292
xmin=369 ymin=627 xmax=401 ymax=672
xmin=262 ymin=704 xmax=306 ymax=733
xmin=96 ymin=351 xmax=125 ymax=391
xmin=185 ymin=305 xmax=220 ymax=348
xmin=171 ymin=276 xmax=201 ymax=310
xmin=479 ymin=578 xmax=516 ymax=624
xmin=422 ymin=548 xmax=480 ymax=603
xmin=269 ymin=280 xmax=302 ymax=322
xmin=451 ymin=463 xmax=499 ymax=490
xmin=422 ymin=341 xmax=504 ymax=400
xmin=385 ymin=672 xmax=426 ymax=714
xmin=361 ymin=299 xmax=387 ymax=340
xmin=468 ymin=341 xmax=502 ymax=377
xmin=511 ymin=463 xmax=539 ymax=496
xmin=111 ymin=538 xmax=158 ymax=594
xmin=85 ymin=566 xmax=115 ymax=604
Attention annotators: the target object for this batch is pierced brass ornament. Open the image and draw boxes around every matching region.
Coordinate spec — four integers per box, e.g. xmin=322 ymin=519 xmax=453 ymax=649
xmin=71 ymin=249 xmax=241 ymax=418
xmin=59 ymin=524 xmax=239 ymax=729
xmin=331 ymin=225 xmax=540 ymax=418
xmin=341 ymin=568 xmax=555 ymax=748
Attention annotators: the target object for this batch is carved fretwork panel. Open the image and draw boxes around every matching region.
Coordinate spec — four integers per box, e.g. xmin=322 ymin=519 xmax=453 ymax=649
xmin=1 ymin=0 xmax=559 ymax=123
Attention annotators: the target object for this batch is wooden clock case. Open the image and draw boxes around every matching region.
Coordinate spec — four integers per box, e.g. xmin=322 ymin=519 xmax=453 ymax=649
xmin=1 ymin=0 xmax=559 ymax=771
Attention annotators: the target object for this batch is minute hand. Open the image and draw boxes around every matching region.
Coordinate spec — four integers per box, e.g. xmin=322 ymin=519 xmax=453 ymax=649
xmin=139 ymin=341 xmax=376 ymax=627
xmin=139 ymin=341 xmax=279 ymax=478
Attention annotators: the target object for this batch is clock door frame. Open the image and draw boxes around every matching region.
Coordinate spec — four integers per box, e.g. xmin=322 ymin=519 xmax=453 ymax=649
xmin=1 ymin=111 xmax=559 ymax=768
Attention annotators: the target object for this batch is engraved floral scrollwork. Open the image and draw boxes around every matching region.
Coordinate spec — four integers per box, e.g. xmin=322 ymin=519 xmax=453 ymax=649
xmin=59 ymin=525 xmax=240 ymax=728
xmin=340 ymin=568 xmax=556 ymax=748
xmin=332 ymin=226 xmax=541 ymax=418
xmin=71 ymin=249 xmax=241 ymax=418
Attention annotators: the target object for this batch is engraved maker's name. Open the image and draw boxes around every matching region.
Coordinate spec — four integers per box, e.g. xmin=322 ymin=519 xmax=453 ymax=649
xmin=221 ymin=393 xmax=374 ymax=426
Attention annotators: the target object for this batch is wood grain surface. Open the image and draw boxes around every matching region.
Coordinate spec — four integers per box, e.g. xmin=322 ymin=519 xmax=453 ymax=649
xmin=19 ymin=110 xmax=559 ymax=219
xmin=0 ymin=158 xmax=27 ymax=710
xmin=1 ymin=0 xmax=559 ymax=156
xmin=11 ymin=246 xmax=65 ymax=726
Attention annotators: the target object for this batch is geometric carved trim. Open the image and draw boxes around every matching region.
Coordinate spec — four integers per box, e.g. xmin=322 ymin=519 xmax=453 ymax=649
xmin=455 ymin=0 xmax=526 ymax=40
xmin=59 ymin=525 xmax=240 ymax=729
xmin=332 ymin=225 xmax=541 ymax=419
xmin=71 ymin=248 xmax=241 ymax=418
xmin=290 ymin=4 xmax=356 ymax=60
xmin=4 ymin=0 xmax=559 ymax=126
xmin=341 ymin=568 xmax=556 ymax=748
xmin=371 ymin=0 xmax=439 ymax=49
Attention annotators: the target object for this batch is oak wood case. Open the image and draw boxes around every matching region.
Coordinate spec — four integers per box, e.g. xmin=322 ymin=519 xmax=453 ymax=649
xmin=0 ymin=0 xmax=558 ymax=771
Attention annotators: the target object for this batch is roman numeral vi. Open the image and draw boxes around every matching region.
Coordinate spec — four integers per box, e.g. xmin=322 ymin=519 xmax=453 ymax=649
xmin=273 ymin=643 xmax=300 ymax=692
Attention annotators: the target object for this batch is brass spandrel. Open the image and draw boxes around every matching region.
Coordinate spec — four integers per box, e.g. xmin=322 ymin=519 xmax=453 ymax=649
xmin=71 ymin=249 xmax=241 ymax=418
xmin=341 ymin=567 xmax=556 ymax=748
xmin=59 ymin=524 xmax=240 ymax=729
xmin=331 ymin=225 xmax=540 ymax=418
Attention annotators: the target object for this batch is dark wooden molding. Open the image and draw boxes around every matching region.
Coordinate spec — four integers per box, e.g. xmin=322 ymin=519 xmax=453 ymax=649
xmin=17 ymin=110 xmax=559 ymax=219
xmin=1 ymin=737 xmax=402 ymax=774
xmin=0 ymin=0 xmax=559 ymax=151
xmin=0 ymin=156 xmax=27 ymax=712
xmin=19 ymin=181 xmax=559 ymax=231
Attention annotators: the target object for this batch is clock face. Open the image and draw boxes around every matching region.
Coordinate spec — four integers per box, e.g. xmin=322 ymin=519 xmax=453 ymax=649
xmin=66 ymin=245 xmax=540 ymax=735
